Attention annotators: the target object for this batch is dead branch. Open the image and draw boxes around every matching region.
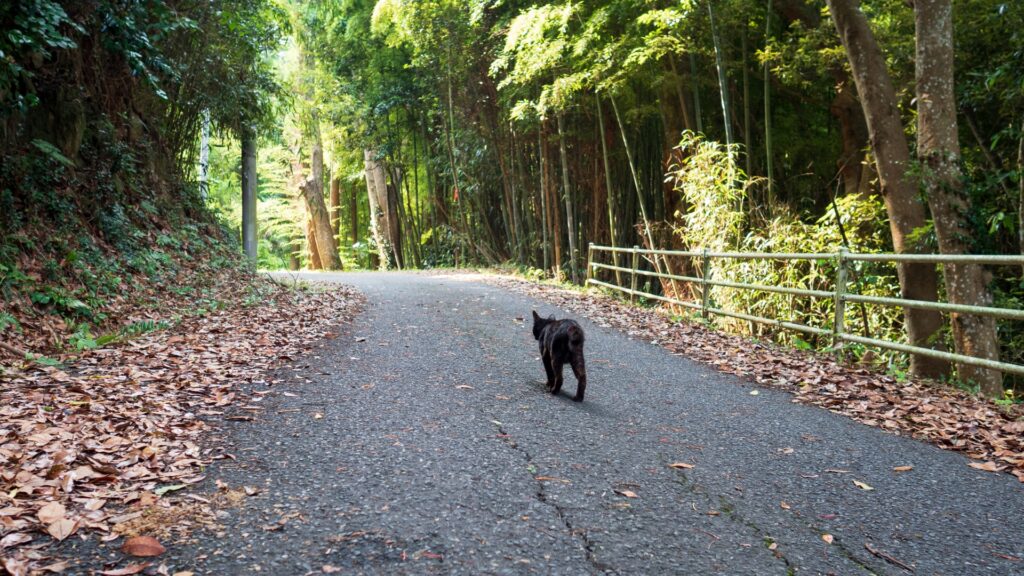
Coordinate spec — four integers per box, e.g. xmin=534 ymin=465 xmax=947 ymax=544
xmin=864 ymin=542 xmax=914 ymax=572
xmin=0 ymin=340 xmax=30 ymax=359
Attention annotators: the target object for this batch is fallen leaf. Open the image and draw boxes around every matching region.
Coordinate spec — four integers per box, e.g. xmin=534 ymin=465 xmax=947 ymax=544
xmin=98 ymin=563 xmax=151 ymax=575
xmin=153 ymin=484 xmax=186 ymax=496
xmin=46 ymin=518 xmax=79 ymax=541
xmin=322 ymin=566 xmax=342 ymax=574
xmin=668 ymin=462 xmax=695 ymax=469
xmin=37 ymin=502 xmax=66 ymax=524
xmin=968 ymin=461 xmax=1002 ymax=473
xmin=822 ymin=534 xmax=834 ymax=544
xmin=892 ymin=465 xmax=913 ymax=472
xmin=780 ymin=501 xmax=791 ymax=510
xmin=0 ymin=507 xmax=26 ymax=517
xmin=121 ymin=536 xmax=166 ymax=557
xmin=3 ymin=557 xmax=29 ymax=576
xmin=749 ymin=390 xmax=759 ymax=396
xmin=172 ymin=572 xmax=195 ymax=576
xmin=614 ymin=489 xmax=638 ymax=498
xmin=0 ymin=533 xmax=32 ymax=549
xmin=418 ymin=551 xmax=443 ymax=560
xmin=40 ymin=560 xmax=70 ymax=573
xmin=853 ymin=480 xmax=874 ymax=491
xmin=456 ymin=385 xmax=473 ymax=390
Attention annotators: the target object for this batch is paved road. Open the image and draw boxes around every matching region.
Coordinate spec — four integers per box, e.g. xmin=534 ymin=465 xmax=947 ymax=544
xmin=170 ymin=272 xmax=1022 ymax=575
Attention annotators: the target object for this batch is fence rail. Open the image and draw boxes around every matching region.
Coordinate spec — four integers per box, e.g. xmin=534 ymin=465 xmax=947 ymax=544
xmin=585 ymin=244 xmax=1024 ymax=376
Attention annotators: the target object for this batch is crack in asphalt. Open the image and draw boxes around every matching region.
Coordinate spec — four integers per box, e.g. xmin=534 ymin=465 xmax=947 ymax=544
xmin=664 ymin=464 xmax=798 ymax=574
xmin=492 ymin=420 xmax=618 ymax=575
xmin=824 ymin=536 xmax=882 ymax=575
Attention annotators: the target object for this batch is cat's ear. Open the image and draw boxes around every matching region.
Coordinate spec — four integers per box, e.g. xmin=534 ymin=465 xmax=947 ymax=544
xmin=531 ymin=310 xmax=541 ymax=323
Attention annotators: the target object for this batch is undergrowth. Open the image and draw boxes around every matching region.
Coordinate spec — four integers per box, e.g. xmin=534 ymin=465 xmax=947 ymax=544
xmin=0 ymin=116 xmax=250 ymax=362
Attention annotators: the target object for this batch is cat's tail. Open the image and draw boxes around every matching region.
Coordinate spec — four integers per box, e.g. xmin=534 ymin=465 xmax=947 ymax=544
xmin=567 ymin=324 xmax=585 ymax=347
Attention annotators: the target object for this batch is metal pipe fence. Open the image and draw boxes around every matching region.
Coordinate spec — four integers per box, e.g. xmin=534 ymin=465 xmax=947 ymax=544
xmin=585 ymin=243 xmax=1024 ymax=376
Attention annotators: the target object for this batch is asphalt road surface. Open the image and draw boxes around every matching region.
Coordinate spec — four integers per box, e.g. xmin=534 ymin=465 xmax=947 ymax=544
xmin=165 ymin=272 xmax=1024 ymax=575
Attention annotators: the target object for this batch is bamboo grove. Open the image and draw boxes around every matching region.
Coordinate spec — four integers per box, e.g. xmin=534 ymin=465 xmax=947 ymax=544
xmin=0 ymin=1 xmax=1021 ymax=393
xmin=257 ymin=0 xmax=1023 ymax=395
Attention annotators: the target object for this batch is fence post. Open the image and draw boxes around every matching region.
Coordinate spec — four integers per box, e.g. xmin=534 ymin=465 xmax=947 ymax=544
xmin=833 ymin=246 xmax=848 ymax=355
xmin=586 ymin=243 xmax=594 ymax=284
xmin=630 ymin=246 xmax=640 ymax=303
xmin=701 ymin=248 xmax=711 ymax=321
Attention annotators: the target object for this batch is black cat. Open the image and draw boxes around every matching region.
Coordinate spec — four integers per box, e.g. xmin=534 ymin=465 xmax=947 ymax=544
xmin=531 ymin=310 xmax=587 ymax=402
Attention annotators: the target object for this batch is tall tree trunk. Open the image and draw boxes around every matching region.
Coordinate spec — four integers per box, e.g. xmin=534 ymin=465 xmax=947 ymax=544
xmin=742 ymin=28 xmax=752 ymax=177
xmin=539 ymin=127 xmax=550 ymax=272
xmin=386 ymin=168 xmax=405 ymax=269
xmin=689 ymin=53 xmax=704 ymax=134
xmin=299 ymin=120 xmax=342 ymax=271
xmin=349 ymin=174 xmax=359 ymax=247
xmin=330 ymin=175 xmax=341 ymax=242
xmin=306 ymin=217 xmax=322 ymax=270
xmin=549 ymin=139 xmax=563 ymax=276
xmin=510 ymin=124 xmax=525 ymax=263
xmin=364 ymin=149 xmax=392 ymax=269
xmin=826 ymin=0 xmax=950 ymax=378
xmin=668 ymin=56 xmax=694 ymax=131
xmin=199 ymin=109 xmax=210 ymax=200
xmin=764 ymin=0 xmax=774 ymax=205
xmin=596 ymin=96 xmax=623 ymax=286
xmin=709 ymin=2 xmax=734 ymax=152
xmin=240 ymin=128 xmax=257 ymax=262
xmin=611 ymin=96 xmax=664 ymax=277
xmin=915 ymin=0 xmax=1001 ymax=394
xmin=557 ymin=112 xmax=580 ymax=284
xmin=1019 ymin=118 xmax=1024 ymax=274
xmin=830 ymin=73 xmax=870 ymax=196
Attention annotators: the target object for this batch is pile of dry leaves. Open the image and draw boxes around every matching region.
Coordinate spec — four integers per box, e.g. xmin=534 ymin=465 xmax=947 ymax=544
xmin=0 ymin=278 xmax=362 ymax=575
xmin=0 ymin=258 xmax=250 ymax=361
xmin=479 ymin=273 xmax=1024 ymax=483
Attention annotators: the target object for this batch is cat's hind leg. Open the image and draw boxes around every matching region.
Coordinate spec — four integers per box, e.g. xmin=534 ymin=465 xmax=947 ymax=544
xmin=542 ymin=352 xmax=556 ymax=391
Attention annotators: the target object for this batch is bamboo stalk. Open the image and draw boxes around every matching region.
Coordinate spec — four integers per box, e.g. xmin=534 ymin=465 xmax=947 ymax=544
xmin=764 ymin=0 xmax=775 ymax=206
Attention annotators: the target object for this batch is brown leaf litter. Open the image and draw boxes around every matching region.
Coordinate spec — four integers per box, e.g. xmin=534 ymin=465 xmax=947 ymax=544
xmin=0 ymin=278 xmax=362 ymax=573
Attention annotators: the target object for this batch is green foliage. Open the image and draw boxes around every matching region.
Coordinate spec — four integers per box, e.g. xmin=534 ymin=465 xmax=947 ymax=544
xmin=668 ymin=132 xmax=903 ymax=363
xmin=29 ymin=139 xmax=75 ymax=167
xmin=61 ymin=318 xmax=167 ymax=352
xmin=0 ymin=311 xmax=20 ymax=333
xmin=669 ymin=132 xmax=749 ymax=251
xmin=30 ymin=286 xmax=93 ymax=319
xmin=0 ymin=0 xmax=81 ymax=114
xmin=68 ymin=323 xmax=99 ymax=350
